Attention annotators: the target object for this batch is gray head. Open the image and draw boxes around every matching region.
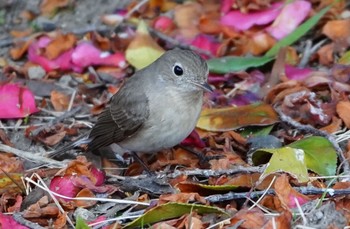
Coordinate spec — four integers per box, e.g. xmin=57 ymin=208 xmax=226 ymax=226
xmin=150 ymin=49 xmax=211 ymax=92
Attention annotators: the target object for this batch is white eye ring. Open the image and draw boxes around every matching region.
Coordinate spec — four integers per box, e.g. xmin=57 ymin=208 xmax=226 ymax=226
xmin=173 ymin=63 xmax=184 ymax=76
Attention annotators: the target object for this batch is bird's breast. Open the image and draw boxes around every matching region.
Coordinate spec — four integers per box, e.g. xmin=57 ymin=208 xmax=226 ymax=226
xmin=119 ymin=88 xmax=203 ymax=152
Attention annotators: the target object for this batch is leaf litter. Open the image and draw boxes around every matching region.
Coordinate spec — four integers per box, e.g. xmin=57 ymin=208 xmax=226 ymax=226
xmin=0 ymin=0 xmax=350 ymax=228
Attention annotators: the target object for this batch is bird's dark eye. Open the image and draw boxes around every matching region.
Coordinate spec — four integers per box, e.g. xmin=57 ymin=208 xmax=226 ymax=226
xmin=173 ymin=65 xmax=183 ymax=76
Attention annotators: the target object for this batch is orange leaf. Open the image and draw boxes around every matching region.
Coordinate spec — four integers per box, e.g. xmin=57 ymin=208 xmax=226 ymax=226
xmin=45 ymin=33 xmax=77 ymax=60
xmin=197 ymin=103 xmax=279 ymax=131
xmin=336 ymin=101 xmax=350 ymax=128
xmin=274 ymin=174 xmax=310 ymax=210
xmin=50 ymin=90 xmax=70 ymax=111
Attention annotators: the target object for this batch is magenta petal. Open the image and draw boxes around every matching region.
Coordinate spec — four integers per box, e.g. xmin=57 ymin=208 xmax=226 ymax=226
xmin=285 ymin=64 xmax=313 ymax=80
xmin=190 ymin=35 xmax=219 ymax=58
xmin=71 ymin=42 xmax=101 ymax=69
xmin=266 ymin=0 xmax=311 ymax=40
xmin=28 ymin=36 xmax=74 ymax=72
xmin=0 ymin=84 xmax=38 ymax=119
xmin=90 ymin=166 xmax=106 ymax=186
xmin=181 ymin=130 xmax=206 ymax=148
xmin=220 ymin=2 xmax=283 ymax=31
xmin=93 ymin=52 xmax=127 ymax=68
xmin=72 ymin=42 xmax=126 ymax=70
xmin=49 ymin=176 xmax=81 ymax=200
xmin=153 ymin=16 xmax=173 ymax=32
xmin=0 ymin=213 xmax=29 ymax=229
xmin=221 ymin=0 xmax=234 ymax=14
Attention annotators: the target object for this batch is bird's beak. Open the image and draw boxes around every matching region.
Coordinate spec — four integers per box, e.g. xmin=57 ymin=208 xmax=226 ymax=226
xmin=190 ymin=81 xmax=213 ymax=92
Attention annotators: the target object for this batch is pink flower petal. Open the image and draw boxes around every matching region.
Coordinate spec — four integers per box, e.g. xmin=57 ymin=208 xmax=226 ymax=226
xmin=153 ymin=16 xmax=174 ymax=32
xmin=72 ymin=42 xmax=126 ymax=71
xmin=28 ymin=36 xmax=73 ymax=72
xmin=90 ymin=166 xmax=106 ymax=186
xmin=221 ymin=2 xmax=283 ymax=31
xmin=285 ymin=64 xmax=313 ymax=80
xmin=29 ymin=38 xmax=126 ymax=73
xmin=0 ymin=83 xmax=38 ymax=119
xmin=49 ymin=176 xmax=81 ymax=200
xmin=221 ymin=0 xmax=234 ymax=14
xmin=0 ymin=212 xmax=29 ymax=229
xmin=190 ymin=35 xmax=220 ymax=58
xmin=181 ymin=130 xmax=205 ymax=148
xmin=266 ymin=0 xmax=311 ymax=40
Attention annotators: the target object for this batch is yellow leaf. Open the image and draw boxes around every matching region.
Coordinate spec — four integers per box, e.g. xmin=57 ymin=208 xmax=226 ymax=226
xmin=197 ymin=103 xmax=279 ymax=131
xmin=126 ymin=20 xmax=165 ymax=69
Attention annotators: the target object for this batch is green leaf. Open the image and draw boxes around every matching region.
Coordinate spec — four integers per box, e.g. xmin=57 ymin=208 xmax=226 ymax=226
xmin=177 ymin=183 xmax=239 ymax=196
xmin=253 ymin=147 xmax=309 ymax=182
xmin=75 ymin=217 xmax=90 ymax=229
xmin=265 ymin=5 xmax=331 ymax=57
xmin=339 ymin=50 xmax=350 ymax=64
xmin=208 ymin=56 xmax=273 ymax=74
xmin=288 ymin=136 xmax=337 ymax=176
xmin=124 ymin=202 xmax=228 ymax=228
xmin=240 ymin=125 xmax=274 ymax=137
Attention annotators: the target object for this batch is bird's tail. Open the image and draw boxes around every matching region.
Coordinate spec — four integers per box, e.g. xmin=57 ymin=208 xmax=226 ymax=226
xmin=47 ymin=132 xmax=91 ymax=158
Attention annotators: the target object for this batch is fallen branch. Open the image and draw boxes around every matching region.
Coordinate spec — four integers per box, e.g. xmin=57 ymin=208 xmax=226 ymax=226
xmin=0 ymin=144 xmax=64 ymax=167
xmin=206 ymin=186 xmax=350 ymax=203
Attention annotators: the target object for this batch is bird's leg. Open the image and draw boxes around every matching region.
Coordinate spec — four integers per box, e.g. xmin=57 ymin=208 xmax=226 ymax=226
xmin=131 ymin=151 xmax=154 ymax=175
xmin=178 ymin=145 xmax=224 ymax=168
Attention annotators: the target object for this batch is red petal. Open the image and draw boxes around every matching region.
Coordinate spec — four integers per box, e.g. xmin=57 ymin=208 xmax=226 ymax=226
xmin=181 ymin=130 xmax=206 ymax=148
xmin=221 ymin=2 xmax=282 ymax=31
xmin=49 ymin=176 xmax=81 ymax=200
xmin=0 ymin=83 xmax=38 ymax=119
xmin=266 ymin=0 xmax=311 ymax=40
xmin=0 ymin=212 xmax=29 ymax=229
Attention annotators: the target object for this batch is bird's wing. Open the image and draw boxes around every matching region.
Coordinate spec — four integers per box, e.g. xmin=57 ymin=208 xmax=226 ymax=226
xmin=88 ymin=82 xmax=150 ymax=152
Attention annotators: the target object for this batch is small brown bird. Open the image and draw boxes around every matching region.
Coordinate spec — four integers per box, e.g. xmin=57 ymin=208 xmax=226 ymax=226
xmin=50 ymin=49 xmax=211 ymax=157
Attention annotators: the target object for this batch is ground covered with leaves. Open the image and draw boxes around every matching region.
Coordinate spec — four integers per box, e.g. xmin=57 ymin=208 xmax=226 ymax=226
xmin=0 ymin=0 xmax=350 ymax=228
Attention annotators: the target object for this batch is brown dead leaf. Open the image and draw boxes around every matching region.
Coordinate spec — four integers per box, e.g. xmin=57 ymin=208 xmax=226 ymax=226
xmin=10 ymin=29 xmax=33 ymax=38
xmin=40 ymin=130 xmax=66 ymax=146
xmin=322 ymin=19 xmax=350 ymax=46
xmin=10 ymin=40 xmax=32 ymax=60
xmin=264 ymin=210 xmax=292 ymax=229
xmin=317 ymin=43 xmax=334 ymax=66
xmin=223 ymin=173 xmax=276 ymax=190
xmin=159 ymin=193 xmax=207 ymax=205
xmin=45 ymin=33 xmax=77 ymax=60
xmin=0 ymin=154 xmax=23 ymax=173
xmin=230 ymin=208 xmax=267 ymax=229
xmin=320 ymin=116 xmax=343 ymax=133
xmin=174 ymin=2 xmax=202 ymax=39
xmin=89 ymin=32 xmax=111 ymax=51
xmin=274 ymin=174 xmax=310 ymax=210
xmin=336 ymin=101 xmax=350 ymax=128
xmin=64 ymin=157 xmax=95 ymax=183
xmin=197 ymin=104 xmax=279 ymax=131
xmin=74 ymin=188 xmax=96 ymax=208
xmin=176 ymin=213 xmax=204 ymax=229
xmin=53 ymin=212 xmax=67 ymax=229
xmin=50 ymin=90 xmax=70 ymax=111
xmin=0 ymin=130 xmax=14 ymax=147
xmin=209 ymin=152 xmax=246 ymax=170
xmin=40 ymin=0 xmax=70 ymax=15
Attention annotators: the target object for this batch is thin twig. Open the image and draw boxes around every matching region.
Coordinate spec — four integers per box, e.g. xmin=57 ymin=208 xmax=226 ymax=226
xmin=206 ymin=186 xmax=350 ymax=203
xmin=0 ymin=144 xmax=65 ymax=167
xmin=30 ymin=106 xmax=82 ymax=137
xmin=108 ymin=166 xmax=265 ymax=182
xmin=12 ymin=212 xmax=46 ymax=229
